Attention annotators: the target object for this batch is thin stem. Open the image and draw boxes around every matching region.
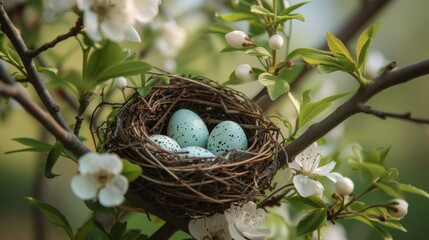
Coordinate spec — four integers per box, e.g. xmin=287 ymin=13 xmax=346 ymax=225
xmin=74 ymin=92 xmax=92 ymax=136
xmin=26 ymin=18 xmax=83 ymax=58
xmin=359 ymin=105 xmax=429 ymax=124
xmin=330 ymin=184 xmax=376 ymax=219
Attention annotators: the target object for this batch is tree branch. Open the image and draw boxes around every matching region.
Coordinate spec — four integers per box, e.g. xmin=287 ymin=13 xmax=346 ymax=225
xmin=0 ymin=3 xmax=71 ymax=131
xmin=148 ymin=222 xmax=180 ymax=240
xmin=358 ymin=105 xmax=429 ymax=124
xmin=280 ymin=59 xmax=429 ymax=166
xmin=253 ymin=0 xmax=393 ymax=110
xmin=26 ymin=18 xmax=83 ymax=58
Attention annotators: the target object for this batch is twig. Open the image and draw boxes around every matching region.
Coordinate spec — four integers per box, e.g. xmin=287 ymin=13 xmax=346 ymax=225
xmin=358 ymin=105 xmax=429 ymax=124
xmin=26 ymin=18 xmax=83 ymax=58
xmin=0 ymin=4 xmax=71 ymax=131
xmin=280 ymin=59 xmax=429 ymax=166
xmin=74 ymin=93 xmax=91 ymax=136
xmin=252 ymin=0 xmax=393 ymax=110
xmin=148 ymin=222 xmax=180 ymax=240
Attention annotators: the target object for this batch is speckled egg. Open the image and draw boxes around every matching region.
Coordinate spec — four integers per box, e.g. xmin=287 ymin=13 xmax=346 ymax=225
xmin=167 ymin=109 xmax=209 ymax=148
xmin=179 ymin=146 xmax=216 ymax=158
xmin=207 ymin=120 xmax=248 ymax=156
xmin=148 ymin=134 xmax=181 ymax=152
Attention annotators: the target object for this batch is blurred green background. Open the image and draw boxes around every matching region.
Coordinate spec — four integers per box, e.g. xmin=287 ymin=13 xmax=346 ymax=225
xmin=1 ymin=0 xmax=428 ymax=239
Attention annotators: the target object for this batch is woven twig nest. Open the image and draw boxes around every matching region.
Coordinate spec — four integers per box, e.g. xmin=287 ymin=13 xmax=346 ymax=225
xmin=97 ymin=74 xmax=284 ymax=216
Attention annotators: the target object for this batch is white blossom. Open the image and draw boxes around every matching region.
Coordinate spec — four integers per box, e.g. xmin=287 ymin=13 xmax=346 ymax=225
xmin=225 ymin=30 xmax=249 ymax=49
xmin=77 ymin=0 xmax=160 ymax=42
xmin=188 ymin=213 xmax=232 ymax=240
xmin=288 ymin=143 xmax=342 ymax=197
xmin=235 ymin=64 xmax=253 ymax=80
xmin=388 ymin=199 xmax=408 ymax=218
xmin=313 ymin=224 xmax=348 ymax=240
xmin=335 ymin=177 xmax=354 ymax=196
xmin=224 ymin=201 xmax=271 ymax=240
xmin=366 ymin=50 xmax=388 ymax=78
xmin=268 ymin=34 xmax=284 ymax=50
xmin=71 ymin=152 xmax=128 ymax=207
xmin=114 ymin=77 xmax=128 ymax=90
xmin=43 ymin=0 xmax=76 ymax=22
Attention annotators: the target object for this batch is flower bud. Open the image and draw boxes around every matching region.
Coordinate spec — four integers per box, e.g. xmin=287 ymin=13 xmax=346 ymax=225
xmin=269 ymin=34 xmax=284 ymax=50
xmin=235 ymin=64 xmax=253 ymax=80
xmin=114 ymin=77 xmax=128 ymax=90
xmin=388 ymin=199 xmax=408 ymax=218
xmin=335 ymin=177 xmax=354 ymax=195
xmin=225 ymin=30 xmax=249 ymax=49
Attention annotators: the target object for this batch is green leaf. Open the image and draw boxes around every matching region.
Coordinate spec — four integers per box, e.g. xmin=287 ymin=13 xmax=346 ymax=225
xmin=258 ymin=72 xmax=277 ymax=86
xmin=352 ymin=216 xmax=393 ymax=240
xmin=96 ymin=61 xmax=152 ymax=84
xmin=36 ymin=65 xmax=58 ymax=75
xmin=26 ymin=197 xmax=73 ymax=239
xmin=302 ymin=54 xmax=342 ymax=68
xmin=250 ymin=5 xmax=274 ymax=16
xmin=377 ymin=219 xmax=407 ymax=232
xmin=75 ymin=216 xmax=96 ymax=240
xmin=122 ymin=48 xmax=138 ymax=62
xmin=84 ymin=41 xmax=122 ymax=83
xmin=399 ymin=184 xmax=429 ymax=199
xmin=123 ymin=230 xmax=148 ymax=240
xmin=317 ymin=65 xmax=343 ymax=74
xmin=280 ymin=0 xmax=311 ymax=15
xmin=110 ymin=222 xmax=127 ymax=240
xmin=287 ymin=48 xmax=331 ymax=60
xmin=288 ymin=195 xmax=326 ymax=211
xmin=44 ymin=144 xmax=63 ymax=179
xmin=326 ymin=32 xmax=355 ymax=65
xmin=375 ymin=181 xmax=403 ymax=198
xmin=204 ymin=23 xmax=234 ymax=35
xmin=356 ymin=21 xmax=381 ymax=71
xmin=122 ymin=159 xmax=142 ymax=182
xmin=137 ymin=86 xmax=152 ymax=97
xmin=296 ymin=208 xmax=327 ymax=236
xmin=274 ymin=13 xmax=305 ymax=24
xmin=267 ymin=78 xmax=290 ymax=100
xmin=245 ymin=47 xmax=272 ymax=59
xmin=298 ymin=91 xmax=348 ymax=128
xmin=215 ymin=12 xmax=255 ymax=22
xmin=348 ymin=159 xmax=386 ymax=182
xmin=6 ymin=137 xmax=53 ymax=154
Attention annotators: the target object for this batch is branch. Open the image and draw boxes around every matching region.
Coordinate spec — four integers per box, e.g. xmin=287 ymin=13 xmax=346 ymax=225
xmin=252 ymin=0 xmax=393 ymax=110
xmin=280 ymin=59 xmax=429 ymax=166
xmin=358 ymin=105 xmax=429 ymax=124
xmin=26 ymin=18 xmax=83 ymax=58
xmin=148 ymin=222 xmax=180 ymax=240
xmin=0 ymin=74 xmax=90 ymax=157
xmin=0 ymin=4 xmax=71 ymax=131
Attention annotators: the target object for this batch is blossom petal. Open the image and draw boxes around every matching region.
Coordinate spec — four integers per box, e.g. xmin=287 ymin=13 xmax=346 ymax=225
xmin=100 ymin=20 xmax=126 ymax=42
xmin=326 ymin=172 xmax=343 ymax=182
xmin=134 ymin=0 xmax=160 ymax=23
xmin=98 ymin=185 xmax=124 ymax=207
xmin=288 ymin=160 xmax=302 ymax=171
xmin=228 ymin=222 xmax=247 ymax=240
xmin=83 ymin=11 xmax=102 ymax=42
xmin=70 ymin=175 xmax=98 ymax=200
xmin=100 ymin=154 xmax=123 ymax=175
xmin=293 ymin=175 xmax=323 ymax=197
xmin=78 ymin=152 xmax=103 ymax=174
xmin=111 ymin=175 xmax=129 ymax=194
xmin=124 ymin=26 xmax=141 ymax=43
xmin=188 ymin=218 xmax=208 ymax=239
xmin=313 ymin=161 xmax=336 ymax=176
xmin=242 ymin=229 xmax=271 ymax=240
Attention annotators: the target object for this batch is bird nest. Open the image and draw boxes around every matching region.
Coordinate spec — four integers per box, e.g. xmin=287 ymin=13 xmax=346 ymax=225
xmin=95 ymin=74 xmax=284 ymax=217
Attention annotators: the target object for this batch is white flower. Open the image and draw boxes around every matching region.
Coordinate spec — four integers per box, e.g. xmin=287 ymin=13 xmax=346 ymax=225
xmin=225 ymin=30 xmax=249 ymax=49
xmin=235 ymin=64 xmax=253 ymax=80
xmin=71 ymin=152 xmax=128 ymax=207
xmin=133 ymin=0 xmax=161 ymax=23
xmin=43 ymin=0 xmax=76 ymax=22
xmin=335 ymin=177 xmax=354 ymax=196
xmin=388 ymin=199 xmax=408 ymax=218
xmin=155 ymin=20 xmax=187 ymax=58
xmin=268 ymin=34 xmax=284 ymax=50
xmin=313 ymin=223 xmax=347 ymax=240
xmin=188 ymin=213 xmax=232 ymax=240
xmin=366 ymin=50 xmax=388 ymax=78
xmin=114 ymin=77 xmax=128 ymax=90
xmin=77 ymin=0 xmax=159 ymax=42
xmin=289 ymin=143 xmax=342 ymax=197
xmin=224 ymin=201 xmax=271 ymax=240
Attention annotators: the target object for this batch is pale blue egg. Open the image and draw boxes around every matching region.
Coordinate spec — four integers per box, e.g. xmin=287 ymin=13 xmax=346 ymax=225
xmin=167 ymin=109 xmax=209 ymax=148
xmin=207 ymin=121 xmax=248 ymax=156
xmin=148 ymin=134 xmax=181 ymax=152
xmin=179 ymin=146 xmax=216 ymax=158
